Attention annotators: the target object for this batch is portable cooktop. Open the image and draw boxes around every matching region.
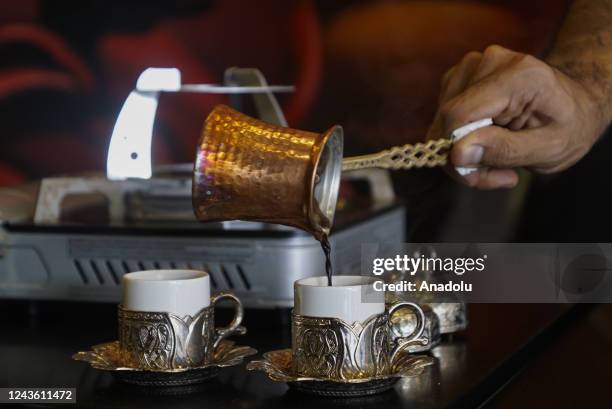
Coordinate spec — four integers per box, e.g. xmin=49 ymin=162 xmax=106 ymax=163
xmin=0 ymin=177 xmax=404 ymax=307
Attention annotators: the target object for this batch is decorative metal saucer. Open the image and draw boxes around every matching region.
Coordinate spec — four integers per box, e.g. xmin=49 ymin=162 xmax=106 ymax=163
xmin=73 ymin=340 xmax=256 ymax=387
xmin=247 ymin=349 xmax=435 ymax=397
xmin=289 ymin=378 xmax=399 ymax=398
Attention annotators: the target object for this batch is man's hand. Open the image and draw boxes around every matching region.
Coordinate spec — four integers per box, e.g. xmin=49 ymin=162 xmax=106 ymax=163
xmin=427 ymin=45 xmax=608 ymax=189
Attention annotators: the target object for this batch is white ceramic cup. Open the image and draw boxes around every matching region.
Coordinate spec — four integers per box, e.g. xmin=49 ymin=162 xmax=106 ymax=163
xmin=294 ymin=275 xmax=385 ymax=324
xmin=122 ymin=269 xmax=210 ymax=318
xmin=120 ymin=269 xmax=245 ymax=370
xmin=292 ymin=275 xmax=429 ymax=379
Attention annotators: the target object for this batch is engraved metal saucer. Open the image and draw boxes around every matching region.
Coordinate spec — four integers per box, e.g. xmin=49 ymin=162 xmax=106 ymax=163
xmin=247 ymin=349 xmax=435 ymax=397
xmin=73 ymin=340 xmax=256 ymax=387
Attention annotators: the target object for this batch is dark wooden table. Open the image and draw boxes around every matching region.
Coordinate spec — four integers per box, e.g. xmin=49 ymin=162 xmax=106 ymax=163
xmin=0 ymin=300 xmax=610 ymax=408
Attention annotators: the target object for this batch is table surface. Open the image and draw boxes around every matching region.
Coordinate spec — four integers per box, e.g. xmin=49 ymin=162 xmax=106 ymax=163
xmin=0 ymin=300 xmax=609 ymax=409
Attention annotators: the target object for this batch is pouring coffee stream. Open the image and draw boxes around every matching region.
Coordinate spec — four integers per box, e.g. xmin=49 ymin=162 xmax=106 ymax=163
xmin=321 ymin=236 xmax=333 ymax=286
xmin=192 ymin=104 xmax=465 ymax=286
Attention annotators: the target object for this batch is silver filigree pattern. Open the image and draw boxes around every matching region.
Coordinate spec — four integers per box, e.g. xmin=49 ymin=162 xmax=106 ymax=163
xmin=292 ymin=313 xmax=391 ymax=380
xmin=116 ymin=292 xmax=245 ymax=371
xmin=291 ymin=302 xmax=431 ymax=381
xmin=118 ymin=305 xmax=215 ymax=370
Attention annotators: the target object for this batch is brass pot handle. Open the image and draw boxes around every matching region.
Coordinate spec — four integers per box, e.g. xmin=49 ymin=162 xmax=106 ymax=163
xmin=341 ymin=118 xmax=494 ymax=172
xmin=342 ymin=139 xmax=452 ymax=171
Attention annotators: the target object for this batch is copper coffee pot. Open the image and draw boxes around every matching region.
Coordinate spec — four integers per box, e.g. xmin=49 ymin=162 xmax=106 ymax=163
xmin=193 ymin=104 xmax=477 ymax=237
xmin=193 ymin=104 xmax=343 ymax=239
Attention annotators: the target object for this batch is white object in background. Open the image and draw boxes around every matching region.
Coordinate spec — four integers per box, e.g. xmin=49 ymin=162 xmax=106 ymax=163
xmin=451 ymin=118 xmax=494 ymax=176
xmin=136 ymin=67 xmax=182 ymax=91
xmin=106 ymin=67 xmax=295 ymax=181
xmin=294 ymin=275 xmax=385 ymax=324
xmin=107 ymin=68 xmax=179 ymax=180
xmin=107 ymin=90 xmax=159 ymax=180
xmin=122 ymin=270 xmax=211 ymax=317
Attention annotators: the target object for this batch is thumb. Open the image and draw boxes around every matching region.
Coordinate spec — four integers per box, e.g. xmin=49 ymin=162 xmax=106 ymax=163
xmin=451 ymin=125 xmax=550 ymax=168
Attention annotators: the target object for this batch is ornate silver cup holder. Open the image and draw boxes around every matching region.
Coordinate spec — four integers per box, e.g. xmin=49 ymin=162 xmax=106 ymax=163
xmin=73 ymin=340 xmax=256 ymax=387
xmin=247 ymin=349 xmax=435 ymax=397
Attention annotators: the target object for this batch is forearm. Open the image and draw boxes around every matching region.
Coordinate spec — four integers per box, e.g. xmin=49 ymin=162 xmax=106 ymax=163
xmin=546 ymin=0 xmax=612 ymax=128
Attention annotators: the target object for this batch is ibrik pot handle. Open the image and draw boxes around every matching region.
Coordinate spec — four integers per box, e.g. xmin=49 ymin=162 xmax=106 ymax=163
xmin=210 ymin=292 xmax=246 ymax=350
xmin=342 ymin=139 xmax=452 ymax=171
xmin=387 ymin=301 xmax=428 ymax=362
xmin=341 ymin=118 xmax=494 ymax=173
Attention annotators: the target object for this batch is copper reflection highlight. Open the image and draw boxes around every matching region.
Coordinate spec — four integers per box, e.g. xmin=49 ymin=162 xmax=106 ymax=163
xmin=193 ymin=104 xmax=340 ymax=238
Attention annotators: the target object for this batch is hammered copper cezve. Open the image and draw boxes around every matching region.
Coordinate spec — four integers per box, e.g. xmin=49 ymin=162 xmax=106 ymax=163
xmin=193 ymin=104 xmax=343 ymax=239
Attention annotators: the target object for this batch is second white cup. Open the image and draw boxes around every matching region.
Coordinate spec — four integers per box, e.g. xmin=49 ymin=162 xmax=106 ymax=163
xmin=292 ymin=275 xmax=427 ymax=380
